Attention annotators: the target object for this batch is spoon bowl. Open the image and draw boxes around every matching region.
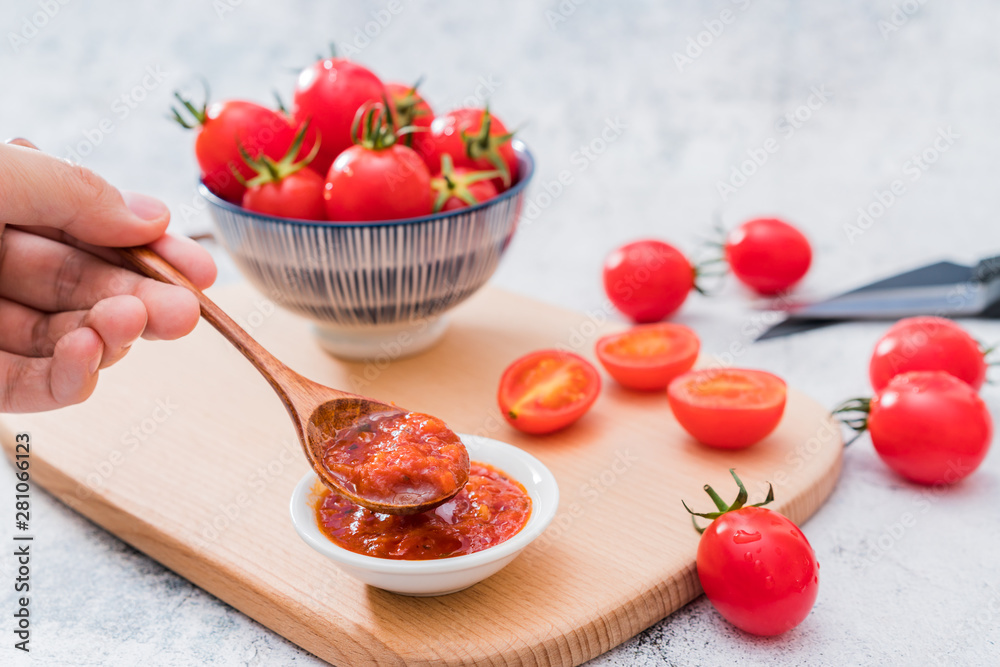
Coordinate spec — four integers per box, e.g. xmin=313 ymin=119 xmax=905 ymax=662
xmin=116 ymin=246 xmax=468 ymax=515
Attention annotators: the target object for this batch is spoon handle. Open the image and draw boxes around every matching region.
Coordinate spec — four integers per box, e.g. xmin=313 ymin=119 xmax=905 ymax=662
xmin=115 ymin=245 xmax=321 ymax=403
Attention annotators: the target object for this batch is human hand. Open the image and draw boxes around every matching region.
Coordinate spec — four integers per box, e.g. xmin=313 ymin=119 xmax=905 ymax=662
xmin=0 ymin=139 xmax=217 ymax=412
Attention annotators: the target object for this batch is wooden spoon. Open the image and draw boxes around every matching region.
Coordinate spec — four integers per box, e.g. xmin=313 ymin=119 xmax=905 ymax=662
xmin=116 ymin=246 xmax=468 ymax=515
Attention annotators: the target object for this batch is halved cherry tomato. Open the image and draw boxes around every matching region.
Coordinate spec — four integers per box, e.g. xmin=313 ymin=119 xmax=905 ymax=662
xmin=595 ymin=323 xmax=700 ymax=391
xmin=668 ymin=368 xmax=787 ymax=448
xmin=498 ymin=350 xmax=601 ymax=435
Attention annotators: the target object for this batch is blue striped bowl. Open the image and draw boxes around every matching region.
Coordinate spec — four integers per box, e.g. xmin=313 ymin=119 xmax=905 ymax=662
xmin=202 ymin=141 xmax=534 ymax=360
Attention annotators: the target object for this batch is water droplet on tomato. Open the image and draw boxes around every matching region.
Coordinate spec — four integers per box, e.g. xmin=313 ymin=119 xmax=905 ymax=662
xmin=733 ymin=529 xmax=762 ymax=544
xmin=753 ymin=559 xmax=764 ymax=574
xmin=744 ymin=552 xmax=753 ymax=562
xmin=764 ymin=575 xmax=774 ymax=590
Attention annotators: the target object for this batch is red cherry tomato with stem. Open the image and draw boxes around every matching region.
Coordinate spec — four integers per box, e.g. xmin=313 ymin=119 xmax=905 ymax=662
xmin=239 ymin=120 xmax=326 ymax=221
xmin=595 ymin=323 xmax=700 ymax=391
xmin=171 ymin=88 xmax=306 ymax=203
xmin=684 ymin=469 xmax=820 ymax=636
xmin=416 ymin=107 xmax=518 ymax=190
xmin=725 ymin=218 xmax=812 ymax=294
xmin=838 ymin=371 xmax=992 ymax=485
xmin=324 ymin=103 xmax=433 ymax=222
xmin=498 ymin=350 xmax=601 ymax=435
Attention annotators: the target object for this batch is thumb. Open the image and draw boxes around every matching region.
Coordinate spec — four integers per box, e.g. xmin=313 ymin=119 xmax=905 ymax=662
xmin=0 ymin=142 xmax=170 ymax=247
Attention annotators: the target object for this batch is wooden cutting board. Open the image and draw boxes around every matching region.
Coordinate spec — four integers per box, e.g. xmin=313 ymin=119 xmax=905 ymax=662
xmin=0 ymin=285 xmax=841 ymax=666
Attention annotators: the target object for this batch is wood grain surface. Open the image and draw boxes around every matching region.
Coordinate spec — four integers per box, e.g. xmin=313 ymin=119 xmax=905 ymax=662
xmin=0 ymin=285 xmax=842 ymax=666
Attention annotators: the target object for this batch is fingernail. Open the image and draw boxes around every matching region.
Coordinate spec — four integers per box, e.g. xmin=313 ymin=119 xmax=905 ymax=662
xmin=122 ymin=190 xmax=169 ymax=221
xmin=5 ymin=137 xmax=39 ymax=149
xmin=89 ymin=349 xmax=103 ymax=375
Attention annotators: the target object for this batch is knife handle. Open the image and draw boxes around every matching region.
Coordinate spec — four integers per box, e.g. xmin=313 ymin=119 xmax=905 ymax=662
xmin=975 ymin=255 xmax=1000 ymax=282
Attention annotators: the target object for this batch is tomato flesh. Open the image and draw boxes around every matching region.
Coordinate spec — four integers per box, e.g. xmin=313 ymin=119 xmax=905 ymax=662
xmin=668 ymin=368 xmax=787 ymax=448
xmin=698 ymin=506 xmax=819 ymax=636
xmin=869 ymin=371 xmax=992 ymax=485
xmin=869 ymin=316 xmax=986 ymax=391
xmin=596 ymin=323 xmax=700 ymax=390
xmin=498 ymin=350 xmax=601 ymax=434
xmin=315 ymin=461 xmax=530 ymax=560
xmin=321 ymin=411 xmax=470 ymax=507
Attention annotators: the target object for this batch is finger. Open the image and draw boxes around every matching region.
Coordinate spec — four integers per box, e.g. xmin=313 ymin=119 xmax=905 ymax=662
xmin=0 ymin=327 xmax=102 ymax=413
xmin=0 ymin=229 xmax=201 ymax=340
xmin=0 ymin=297 xmax=87 ymax=357
xmin=0 ymin=143 xmax=170 ymax=246
xmin=148 ymin=234 xmax=217 ymax=290
xmin=8 ymin=227 xmax=217 ymax=291
xmin=0 ymin=297 xmax=148 ymax=371
xmin=85 ymin=296 xmax=147 ymax=368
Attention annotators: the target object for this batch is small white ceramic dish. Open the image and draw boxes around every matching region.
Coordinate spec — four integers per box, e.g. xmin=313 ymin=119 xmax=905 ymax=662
xmin=289 ymin=433 xmax=559 ymax=596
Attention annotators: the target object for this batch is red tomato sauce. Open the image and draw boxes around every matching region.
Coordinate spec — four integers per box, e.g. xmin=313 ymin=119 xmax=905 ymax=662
xmin=321 ymin=411 xmax=470 ymax=507
xmin=314 ymin=462 xmax=532 ymax=560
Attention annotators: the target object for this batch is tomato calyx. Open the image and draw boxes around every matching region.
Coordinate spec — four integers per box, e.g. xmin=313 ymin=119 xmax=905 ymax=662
xmin=169 ymin=82 xmax=211 ymax=129
xmin=391 ymin=77 xmax=431 ymax=130
xmin=351 ymin=98 xmax=419 ymax=151
xmin=431 ymin=154 xmax=501 ymax=212
xmin=691 ymin=259 xmax=728 ymax=296
xmin=234 ymin=119 xmax=319 ymax=188
xmin=681 ymin=468 xmax=774 ymax=534
xmin=690 ymin=222 xmax=730 ymax=295
xmin=832 ymin=397 xmax=872 ymax=444
xmin=460 ymin=105 xmax=515 ymax=188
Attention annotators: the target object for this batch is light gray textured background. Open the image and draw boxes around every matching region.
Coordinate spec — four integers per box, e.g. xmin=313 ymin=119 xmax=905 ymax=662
xmin=1 ymin=0 xmax=999 ymax=665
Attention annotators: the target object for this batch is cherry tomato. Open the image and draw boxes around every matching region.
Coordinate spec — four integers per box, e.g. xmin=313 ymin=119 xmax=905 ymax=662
xmin=243 ymin=170 xmax=325 ymax=220
xmin=240 ymin=121 xmax=326 ymax=221
xmin=603 ymin=240 xmax=693 ymax=323
xmin=324 ymin=104 xmax=433 ymax=222
xmin=685 ymin=470 xmax=819 ymax=636
xmin=868 ymin=371 xmax=992 ymax=485
xmin=430 ymin=154 xmax=500 ymax=212
xmin=416 ymin=107 xmax=518 ymax=190
xmin=293 ymin=58 xmax=386 ymax=174
xmin=668 ymin=368 xmax=787 ymax=448
xmin=869 ymin=316 xmax=987 ymax=391
xmin=595 ymin=323 xmax=700 ymax=391
xmin=172 ymin=93 xmax=301 ymax=203
xmin=498 ymin=350 xmax=601 ymax=435
xmin=386 ymin=81 xmax=434 ymax=148
xmin=725 ymin=218 xmax=812 ymax=294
